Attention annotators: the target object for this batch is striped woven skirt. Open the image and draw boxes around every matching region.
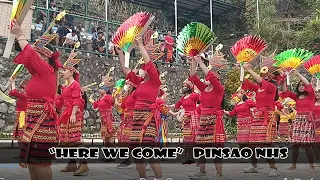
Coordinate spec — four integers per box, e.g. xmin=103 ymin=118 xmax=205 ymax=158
xmin=249 ymin=108 xmax=276 ymax=144
xmin=100 ymin=109 xmax=116 ymax=140
xmin=59 ymin=106 xmax=83 ymax=147
xmin=278 ymin=122 xmax=291 ymax=142
xmin=130 ymin=110 xmax=157 ymax=147
xmin=292 ymin=113 xmax=315 ymax=144
xmin=12 ymin=111 xmax=25 ymax=141
xmin=182 ymin=111 xmax=199 ymax=143
xmin=315 ymin=117 xmax=320 ymax=143
xmin=20 ymin=99 xmax=58 ymax=166
xmin=196 ymin=113 xmax=225 ymax=146
xmin=118 ymin=110 xmax=133 ymax=143
xmin=237 ymin=116 xmax=252 ymax=143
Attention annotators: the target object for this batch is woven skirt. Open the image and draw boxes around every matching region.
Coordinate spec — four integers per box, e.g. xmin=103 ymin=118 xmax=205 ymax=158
xmin=196 ymin=114 xmax=224 ymax=146
xmin=130 ymin=110 xmax=157 ymax=147
xmin=59 ymin=106 xmax=83 ymax=147
xmin=292 ymin=113 xmax=315 ymax=144
xmin=277 ymin=122 xmax=291 ymax=142
xmin=12 ymin=111 xmax=25 ymax=141
xmin=118 ymin=110 xmax=133 ymax=143
xmin=237 ymin=116 xmax=252 ymax=143
xmin=100 ymin=110 xmax=116 ymax=140
xmin=182 ymin=111 xmax=199 ymax=143
xmin=20 ymin=100 xmax=58 ymax=166
xmin=250 ymin=109 xmax=276 ymax=144
xmin=315 ymin=117 xmax=320 ymax=143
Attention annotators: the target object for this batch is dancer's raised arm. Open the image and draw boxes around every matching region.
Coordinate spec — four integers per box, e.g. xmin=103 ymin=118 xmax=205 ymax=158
xmin=115 ymin=47 xmax=131 ymax=75
xmin=244 ymin=63 xmax=262 ymax=84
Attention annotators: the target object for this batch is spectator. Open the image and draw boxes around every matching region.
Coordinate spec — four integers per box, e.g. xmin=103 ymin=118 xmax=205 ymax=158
xmin=65 ymin=8 xmax=75 ymax=28
xmin=76 ymin=24 xmax=83 ymax=44
xmin=55 ymin=23 xmax=69 ymax=46
xmin=49 ymin=0 xmax=57 ymax=22
xmin=92 ymin=32 xmax=106 ymax=53
xmin=164 ymin=31 xmax=174 ymax=63
xmin=92 ymin=27 xmax=103 ymax=40
xmin=64 ymin=29 xmax=78 ymax=48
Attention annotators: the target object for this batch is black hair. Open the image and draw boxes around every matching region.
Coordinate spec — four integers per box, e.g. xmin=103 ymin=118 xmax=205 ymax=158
xmin=82 ymin=91 xmax=88 ymax=110
xmin=296 ymin=80 xmax=308 ymax=97
xmin=268 ymin=79 xmax=279 ymax=101
xmin=57 ymin=85 xmax=62 ymax=95
xmin=242 ymin=94 xmax=248 ymax=102
xmin=220 ymin=95 xmax=225 ymax=109
xmin=97 ymin=27 xmax=102 ymax=31
xmin=98 ymin=31 xmax=104 ymax=35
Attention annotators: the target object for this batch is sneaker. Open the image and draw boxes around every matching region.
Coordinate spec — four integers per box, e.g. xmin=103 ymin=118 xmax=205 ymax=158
xmin=314 ymin=162 xmax=320 ymax=167
xmin=117 ymin=162 xmax=132 ymax=169
xmin=189 ymin=172 xmax=208 ymax=180
xmin=268 ymin=169 xmax=279 ymax=177
xmin=61 ymin=163 xmax=78 ymax=172
xmin=73 ymin=163 xmax=89 ymax=176
xmin=243 ymin=165 xmax=258 ymax=173
xmin=182 ymin=159 xmax=195 ymax=165
xmin=145 ymin=164 xmax=150 ymax=171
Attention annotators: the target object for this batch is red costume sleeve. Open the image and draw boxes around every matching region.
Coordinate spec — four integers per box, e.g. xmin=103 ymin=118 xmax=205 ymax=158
xmin=206 ymin=71 xmax=224 ymax=92
xmin=229 ymin=106 xmax=237 ymax=117
xmin=71 ymin=82 xmax=83 ymax=106
xmin=281 ymin=90 xmax=297 ymax=101
xmin=142 ymin=61 xmax=161 ymax=84
xmin=188 ymin=74 xmax=206 ymax=92
xmin=55 ymin=94 xmax=63 ymax=109
xmin=93 ymin=100 xmax=99 ymax=109
xmin=126 ymin=71 xmax=143 ymax=85
xmin=175 ymin=97 xmax=184 ymax=109
xmin=242 ymin=79 xmax=259 ymax=92
xmin=104 ymin=95 xmax=114 ymax=105
xmin=13 ymin=44 xmax=54 ymax=75
xmin=9 ymin=89 xmax=27 ymax=99
xmin=274 ymin=101 xmax=283 ymax=111
xmin=305 ymin=84 xmax=314 ymax=93
xmin=245 ymin=99 xmax=256 ymax=108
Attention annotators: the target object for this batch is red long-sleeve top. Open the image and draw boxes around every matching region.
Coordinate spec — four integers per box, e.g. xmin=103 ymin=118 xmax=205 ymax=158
xmin=313 ymin=104 xmax=320 ymax=118
xmin=9 ymin=89 xmax=27 ymax=111
xmin=229 ymin=100 xmax=255 ymax=118
xmin=126 ymin=61 xmax=161 ymax=110
xmin=188 ymin=71 xmax=224 ymax=114
xmin=175 ymin=92 xmax=200 ymax=111
xmin=93 ymin=94 xmax=114 ymax=113
xmin=13 ymin=44 xmax=57 ymax=103
xmin=281 ymin=84 xmax=315 ymax=113
xmin=121 ymin=93 xmax=136 ymax=111
xmin=61 ymin=81 xmax=84 ymax=109
xmin=242 ymin=79 xmax=277 ymax=109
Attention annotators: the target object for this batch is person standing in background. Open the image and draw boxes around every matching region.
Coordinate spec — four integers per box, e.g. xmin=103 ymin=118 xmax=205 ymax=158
xmin=164 ymin=31 xmax=174 ymax=63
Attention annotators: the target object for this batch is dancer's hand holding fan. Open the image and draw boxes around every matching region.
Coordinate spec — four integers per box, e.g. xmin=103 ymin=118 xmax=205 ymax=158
xmin=111 ymin=12 xmax=154 ymax=68
xmin=273 ymin=48 xmax=313 ymax=85
xmin=303 ymin=55 xmax=320 ymax=90
xmin=230 ymin=35 xmax=267 ymax=82
xmin=176 ymin=22 xmax=216 ymax=58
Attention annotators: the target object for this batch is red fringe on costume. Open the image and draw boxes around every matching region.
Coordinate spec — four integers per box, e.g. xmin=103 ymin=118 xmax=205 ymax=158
xmin=292 ymin=112 xmax=315 ymax=144
xmin=250 ymin=108 xmax=277 ymax=144
xmin=20 ymin=99 xmax=58 ymax=166
xmin=182 ymin=110 xmax=199 ymax=143
xmin=118 ymin=109 xmax=133 ymax=143
xmin=315 ymin=116 xmax=320 ymax=143
xmin=277 ymin=122 xmax=291 ymax=142
xmin=100 ymin=109 xmax=116 ymax=140
xmin=12 ymin=111 xmax=25 ymax=141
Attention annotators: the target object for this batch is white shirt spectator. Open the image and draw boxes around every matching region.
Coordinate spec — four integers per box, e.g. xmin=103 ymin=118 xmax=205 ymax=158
xmin=65 ymin=32 xmax=78 ymax=42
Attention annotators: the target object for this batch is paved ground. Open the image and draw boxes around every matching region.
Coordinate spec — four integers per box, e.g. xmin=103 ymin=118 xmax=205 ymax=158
xmin=0 ymin=162 xmax=319 ymax=180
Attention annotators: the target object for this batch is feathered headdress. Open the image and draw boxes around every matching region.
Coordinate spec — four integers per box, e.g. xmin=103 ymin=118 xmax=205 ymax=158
xmin=230 ymin=35 xmax=267 ymax=81
xmin=63 ymin=42 xmax=81 ymax=73
xmin=274 ymin=48 xmax=313 ymax=85
xmin=111 ymin=12 xmax=154 ymax=67
xmin=176 ymin=22 xmax=216 ymax=57
xmin=304 ymin=55 xmax=320 ymax=90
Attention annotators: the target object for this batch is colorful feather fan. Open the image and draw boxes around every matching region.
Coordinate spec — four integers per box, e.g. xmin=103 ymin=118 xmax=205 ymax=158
xmin=303 ymin=55 xmax=320 ymax=90
xmin=274 ymin=48 xmax=313 ymax=85
xmin=176 ymin=22 xmax=216 ymax=57
xmin=111 ymin=12 xmax=154 ymax=68
xmin=3 ymin=0 xmax=35 ymax=58
xmin=3 ymin=64 xmax=24 ymax=89
xmin=0 ymin=89 xmax=16 ymax=104
xmin=230 ymin=35 xmax=267 ymax=81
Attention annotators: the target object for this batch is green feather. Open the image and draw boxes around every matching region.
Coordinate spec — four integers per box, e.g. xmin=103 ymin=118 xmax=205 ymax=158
xmin=115 ymin=79 xmax=126 ymax=88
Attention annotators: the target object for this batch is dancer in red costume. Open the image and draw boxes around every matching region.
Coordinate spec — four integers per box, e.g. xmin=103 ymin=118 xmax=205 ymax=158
xmin=241 ymin=63 xmax=279 ymax=177
xmin=116 ymin=36 xmax=163 ymax=180
xmin=224 ymin=90 xmax=255 ymax=144
xmin=282 ymin=69 xmax=315 ymax=172
xmin=58 ymin=61 xmax=89 ymax=175
xmin=188 ymin=55 xmax=225 ymax=179
xmin=90 ymin=82 xmax=116 ymax=146
xmin=171 ymin=79 xmax=200 ymax=165
xmin=9 ymin=78 xmax=28 ymax=143
xmin=11 ymin=19 xmax=61 ymax=180
xmin=117 ymin=80 xmax=137 ymax=169
xmin=313 ymin=89 xmax=320 ymax=166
